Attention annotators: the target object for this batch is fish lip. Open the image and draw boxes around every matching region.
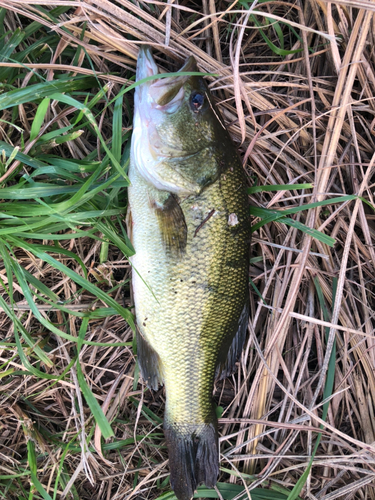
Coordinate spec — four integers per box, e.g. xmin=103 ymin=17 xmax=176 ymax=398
xmin=136 ymin=45 xmax=159 ymax=82
xmin=136 ymin=46 xmax=198 ymax=106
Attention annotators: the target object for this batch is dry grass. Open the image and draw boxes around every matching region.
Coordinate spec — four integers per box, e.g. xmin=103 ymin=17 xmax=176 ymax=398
xmin=1 ymin=1 xmax=375 ymax=499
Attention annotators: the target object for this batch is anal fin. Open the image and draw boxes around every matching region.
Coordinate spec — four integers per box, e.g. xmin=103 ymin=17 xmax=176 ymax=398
xmin=136 ymin=329 xmax=163 ymax=390
xmin=216 ymin=300 xmax=249 ymax=380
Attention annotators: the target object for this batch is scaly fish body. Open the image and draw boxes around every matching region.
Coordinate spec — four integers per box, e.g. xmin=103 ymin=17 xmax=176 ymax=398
xmin=128 ymin=47 xmax=250 ymax=500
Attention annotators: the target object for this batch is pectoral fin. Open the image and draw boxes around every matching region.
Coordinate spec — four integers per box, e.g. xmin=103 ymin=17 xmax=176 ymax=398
xmin=136 ymin=329 xmax=164 ymax=391
xmin=216 ymin=301 xmax=249 ymax=380
xmin=153 ymin=193 xmax=187 ymax=256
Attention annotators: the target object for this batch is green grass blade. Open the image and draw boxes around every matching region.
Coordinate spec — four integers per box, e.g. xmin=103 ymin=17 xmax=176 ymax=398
xmin=11 ymin=259 xmax=83 ymax=343
xmin=34 ymin=124 xmax=74 ymax=143
xmin=30 ymin=471 xmax=53 ymax=500
xmin=0 ymin=140 xmax=47 ymax=169
xmin=0 ymin=8 xmax=6 ymax=37
xmin=279 ymin=217 xmax=336 ymax=246
xmin=251 ymin=206 xmax=335 ymax=245
xmin=49 ymin=92 xmax=129 ymax=182
xmin=271 ymin=17 xmax=285 ymax=50
xmin=76 ymin=360 xmax=114 ymax=439
xmin=0 ymin=76 xmax=97 ymax=110
xmin=10 ymin=237 xmax=135 ymax=330
xmin=0 ymin=28 xmax=25 ymax=62
xmin=112 ymin=93 xmax=123 ymax=162
xmin=156 ymin=482 xmax=294 ymax=500
xmin=94 ymin=219 xmax=134 ymax=257
xmin=29 ymin=97 xmax=50 ymax=141
xmin=251 ymin=195 xmax=358 ymax=226
xmin=0 ymin=287 xmax=53 ymax=368
xmin=77 ymin=317 xmax=89 ymax=354
xmin=0 ymin=240 xmax=14 ymax=298
xmin=11 ymin=229 xmax=98 ymax=241
xmin=315 ymin=276 xmax=337 ymax=421
xmin=52 ymin=435 xmax=80 ymax=500
xmin=13 ymin=324 xmax=56 ymax=377
xmin=0 ymin=471 xmax=30 ymax=480
xmin=249 ymin=278 xmax=267 ymax=304
xmin=0 ymin=144 xmax=20 ymax=178
xmin=251 ymin=195 xmax=362 ymax=245
xmin=250 ymin=14 xmax=303 ymax=56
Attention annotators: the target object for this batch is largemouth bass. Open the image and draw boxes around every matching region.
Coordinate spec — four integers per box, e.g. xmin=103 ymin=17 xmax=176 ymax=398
xmin=127 ymin=46 xmax=250 ymax=500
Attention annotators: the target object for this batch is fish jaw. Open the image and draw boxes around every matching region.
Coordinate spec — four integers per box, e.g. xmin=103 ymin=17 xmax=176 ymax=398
xmin=135 ymin=46 xmax=188 ymax=119
xmin=132 ymin=48 xmax=195 ymax=194
xmin=136 ymin=45 xmax=197 ymax=108
xmin=135 ymin=45 xmax=159 ymax=90
xmin=132 ymin=46 xmax=222 ymax=195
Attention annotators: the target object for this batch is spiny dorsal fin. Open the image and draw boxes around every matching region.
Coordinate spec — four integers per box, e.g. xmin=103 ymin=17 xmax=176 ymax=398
xmin=154 ymin=194 xmax=187 ymax=256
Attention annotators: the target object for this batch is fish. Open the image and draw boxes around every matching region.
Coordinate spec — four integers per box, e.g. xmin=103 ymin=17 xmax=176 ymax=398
xmin=127 ymin=46 xmax=250 ymax=500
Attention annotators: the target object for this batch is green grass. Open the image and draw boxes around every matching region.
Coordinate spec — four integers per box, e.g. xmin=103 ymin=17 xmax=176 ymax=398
xmin=0 ymin=13 xmax=136 ymax=496
xmin=1 ymin=3 xmax=374 ymax=500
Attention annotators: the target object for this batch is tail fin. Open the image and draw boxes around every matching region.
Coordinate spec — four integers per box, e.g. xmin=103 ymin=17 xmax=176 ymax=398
xmin=164 ymin=420 xmax=219 ymax=500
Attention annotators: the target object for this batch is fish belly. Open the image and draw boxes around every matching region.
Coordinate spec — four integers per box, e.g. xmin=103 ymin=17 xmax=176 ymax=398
xmin=128 ymin=159 xmax=249 ymax=499
xmin=129 ymin=159 xmax=249 ymax=416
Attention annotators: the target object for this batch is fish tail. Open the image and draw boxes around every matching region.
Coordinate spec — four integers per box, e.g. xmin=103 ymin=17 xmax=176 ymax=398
xmin=164 ymin=418 xmax=219 ymax=500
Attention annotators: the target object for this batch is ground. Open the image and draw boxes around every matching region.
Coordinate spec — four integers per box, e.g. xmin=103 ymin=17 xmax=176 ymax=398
xmin=1 ymin=1 xmax=375 ymax=499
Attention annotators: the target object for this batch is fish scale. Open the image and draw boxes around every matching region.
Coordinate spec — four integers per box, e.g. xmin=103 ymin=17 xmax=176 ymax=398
xmin=128 ymin=46 xmax=250 ymax=500
xmin=130 ymin=167 xmax=248 ymax=419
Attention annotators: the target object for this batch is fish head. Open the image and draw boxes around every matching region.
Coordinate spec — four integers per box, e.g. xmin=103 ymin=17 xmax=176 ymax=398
xmin=132 ymin=46 xmax=231 ymax=196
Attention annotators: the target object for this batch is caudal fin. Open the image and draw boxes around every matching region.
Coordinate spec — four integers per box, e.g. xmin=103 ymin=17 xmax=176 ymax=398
xmin=164 ymin=420 xmax=219 ymax=500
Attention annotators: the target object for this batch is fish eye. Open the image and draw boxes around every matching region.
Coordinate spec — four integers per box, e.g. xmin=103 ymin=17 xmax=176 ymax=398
xmin=190 ymin=92 xmax=205 ymax=112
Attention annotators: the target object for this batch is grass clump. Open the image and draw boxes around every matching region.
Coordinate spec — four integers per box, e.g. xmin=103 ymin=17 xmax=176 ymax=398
xmin=1 ymin=1 xmax=375 ymax=500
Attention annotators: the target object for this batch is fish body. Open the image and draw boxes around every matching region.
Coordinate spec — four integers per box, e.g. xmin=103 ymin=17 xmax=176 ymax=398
xmin=128 ymin=47 xmax=250 ymax=500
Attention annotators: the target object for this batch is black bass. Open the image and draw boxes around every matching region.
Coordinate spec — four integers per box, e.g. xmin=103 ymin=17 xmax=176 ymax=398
xmin=127 ymin=46 xmax=250 ymax=500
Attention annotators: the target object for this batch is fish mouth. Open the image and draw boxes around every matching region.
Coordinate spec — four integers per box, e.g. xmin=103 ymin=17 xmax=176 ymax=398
xmin=136 ymin=46 xmax=197 ymax=107
xmin=136 ymin=45 xmax=159 ymax=82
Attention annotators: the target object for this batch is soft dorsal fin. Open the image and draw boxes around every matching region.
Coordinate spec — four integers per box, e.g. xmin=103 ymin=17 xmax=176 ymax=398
xmin=216 ymin=300 xmax=249 ymax=380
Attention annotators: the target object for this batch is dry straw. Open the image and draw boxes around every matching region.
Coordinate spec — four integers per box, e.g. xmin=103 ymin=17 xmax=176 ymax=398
xmin=1 ymin=1 xmax=375 ymax=499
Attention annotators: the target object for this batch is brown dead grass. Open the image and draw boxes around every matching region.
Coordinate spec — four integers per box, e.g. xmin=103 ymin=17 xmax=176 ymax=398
xmin=1 ymin=1 xmax=375 ymax=499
